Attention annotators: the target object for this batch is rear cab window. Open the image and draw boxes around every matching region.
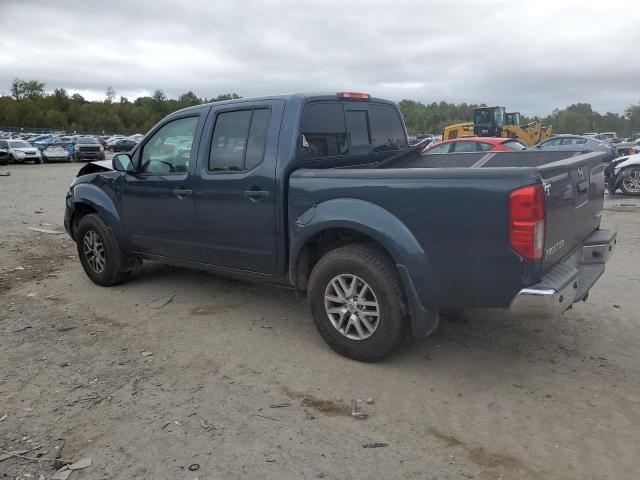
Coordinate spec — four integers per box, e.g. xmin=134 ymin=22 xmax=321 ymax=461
xmin=300 ymin=99 xmax=407 ymax=162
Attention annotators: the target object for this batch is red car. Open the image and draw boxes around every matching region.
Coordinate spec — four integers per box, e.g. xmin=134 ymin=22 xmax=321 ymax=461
xmin=421 ymin=137 xmax=527 ymax=154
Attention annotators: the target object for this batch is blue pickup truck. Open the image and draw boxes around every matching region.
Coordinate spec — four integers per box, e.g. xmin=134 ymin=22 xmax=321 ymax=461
xmin=65 ymin=92 xmax=616 ymax=361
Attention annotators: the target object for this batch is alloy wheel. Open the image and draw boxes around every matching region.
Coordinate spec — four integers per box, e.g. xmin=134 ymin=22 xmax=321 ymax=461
xmin=324 ymin=274 xmax=380 ymax=340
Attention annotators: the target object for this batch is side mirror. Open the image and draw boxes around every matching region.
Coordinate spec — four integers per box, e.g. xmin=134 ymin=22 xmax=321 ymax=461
xmin=112 ymin=153 xmax=134 ymax=173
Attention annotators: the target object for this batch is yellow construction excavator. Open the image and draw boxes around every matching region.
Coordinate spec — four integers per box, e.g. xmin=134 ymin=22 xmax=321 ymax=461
xmin=443 ymin=106 xmax=552 ymax=147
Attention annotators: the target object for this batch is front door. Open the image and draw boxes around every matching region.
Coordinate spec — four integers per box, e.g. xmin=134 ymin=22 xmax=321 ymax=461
xmin=120 ymin=113 xmax=205 ymax=260
xmin=189 ymin=100 xmax=284 ymax=273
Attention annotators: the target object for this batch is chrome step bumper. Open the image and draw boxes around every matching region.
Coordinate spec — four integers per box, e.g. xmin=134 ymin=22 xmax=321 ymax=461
xmin=509 ymin=229 xmax=616 ymax=318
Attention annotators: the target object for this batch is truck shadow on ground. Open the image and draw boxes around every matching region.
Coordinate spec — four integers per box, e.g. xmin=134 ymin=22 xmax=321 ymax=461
xmin=122 ymin=261 xmax=606 ymax=380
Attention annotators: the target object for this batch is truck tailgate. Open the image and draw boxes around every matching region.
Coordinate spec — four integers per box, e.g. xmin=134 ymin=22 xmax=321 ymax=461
xmin=537 ymin=152 xmax=606 ymax=272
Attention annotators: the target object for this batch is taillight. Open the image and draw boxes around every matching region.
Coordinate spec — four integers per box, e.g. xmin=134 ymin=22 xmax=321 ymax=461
xmin=509 ymin=184 xmax=545 ymax=260
xmin=337 ymin=92 xmax=371 ymax=100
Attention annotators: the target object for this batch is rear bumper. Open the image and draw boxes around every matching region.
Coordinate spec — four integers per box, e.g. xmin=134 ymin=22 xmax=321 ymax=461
xmin=509 ymin=229 xmax=616 ymax=317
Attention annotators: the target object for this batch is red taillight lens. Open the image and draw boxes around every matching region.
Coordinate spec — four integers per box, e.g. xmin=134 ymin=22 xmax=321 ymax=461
xmin=509 ymin=184 xmax=545 ymax=260
xmin=337 ymin=92 xmax=371 ymax=100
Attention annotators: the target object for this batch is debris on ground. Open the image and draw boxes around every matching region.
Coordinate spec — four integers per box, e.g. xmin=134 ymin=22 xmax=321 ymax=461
xmin=0 ymin=414 xmax=6 ymax=422
xmin=68 ymin=457 xmax=92 ymax=470
xmin=362 ymin=443 xmax=388 ymax=448
xmin=52 ymin=441 xmax=65 ymax=469
xmin=26 ymin=226 xmax=65 ymax=235
xmin=141 ymin=351 xmax=153 ymax=357
xmin=188 ymin=463 xmax=200 ymax=471
xmin=147 ymin=295 xmax=175 ymax=309
xmin=366 ymin=397 xmax=375 ymax=405
xmin=351 ymin=399 xmax=368 ymax=420
xmin=270 ymin=403 xmax=291 ymax=408
xmin=0 ymin=172 xmax=10 ymax=176
xmin=52 ymin=467 xmax=72 ymax=480
xmin=0 ymin=449 xmax=29 ymax=462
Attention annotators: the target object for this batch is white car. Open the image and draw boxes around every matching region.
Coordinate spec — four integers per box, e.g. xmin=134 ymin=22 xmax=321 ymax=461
xmin=606 ymin=153 xmax=640 ymax=196
xmin=127 ymin=133 xmax=144 ymax=142
xmin=0 ymin=139 xmax=43 ymax=164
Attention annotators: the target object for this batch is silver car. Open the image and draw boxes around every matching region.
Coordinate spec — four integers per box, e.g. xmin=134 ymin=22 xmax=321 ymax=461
xmin=0 ymin=139 xmax=43 ymax=164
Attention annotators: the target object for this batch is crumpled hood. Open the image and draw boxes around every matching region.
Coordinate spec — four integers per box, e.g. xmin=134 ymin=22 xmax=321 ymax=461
xmin=76 ymin=159 xmax=114 ymax=177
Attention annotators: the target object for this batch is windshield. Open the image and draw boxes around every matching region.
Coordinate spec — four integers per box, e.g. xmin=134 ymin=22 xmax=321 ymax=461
xmin=9 ymin=140 xmax=32 ymax=148
xmin=77 ymin=137 xmax=98 ymax=144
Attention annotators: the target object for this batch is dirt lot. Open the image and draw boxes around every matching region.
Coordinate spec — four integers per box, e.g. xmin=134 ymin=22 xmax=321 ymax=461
xmin=1 ymin=161 xmax=639 ymax=480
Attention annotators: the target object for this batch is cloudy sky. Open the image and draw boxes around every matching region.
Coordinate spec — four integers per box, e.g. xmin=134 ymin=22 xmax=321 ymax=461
xmin=0 ymin=0 xmax=638 ymax=115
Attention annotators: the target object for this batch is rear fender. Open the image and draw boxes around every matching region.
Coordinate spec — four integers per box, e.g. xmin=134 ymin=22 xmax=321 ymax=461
xmin=613 ymin=155 xmax=640 ymax=188
xmin=291 ymin=198 xmax=440 ymax=338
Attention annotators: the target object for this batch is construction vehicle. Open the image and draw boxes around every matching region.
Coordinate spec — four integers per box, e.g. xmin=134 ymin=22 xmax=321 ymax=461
xmin=442 ymin=106 xmax=552 ymax=147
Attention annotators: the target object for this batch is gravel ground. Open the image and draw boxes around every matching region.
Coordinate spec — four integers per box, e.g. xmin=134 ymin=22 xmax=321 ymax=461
xmin=1 ymin=161 xmax=639 ymax=480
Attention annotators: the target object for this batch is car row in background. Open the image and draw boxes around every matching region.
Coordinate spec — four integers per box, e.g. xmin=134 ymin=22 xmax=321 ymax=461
xmin=533 ymin=134 xmax=618 ymax=158
xmin=0 ymin=131 xmax=143 ymax=165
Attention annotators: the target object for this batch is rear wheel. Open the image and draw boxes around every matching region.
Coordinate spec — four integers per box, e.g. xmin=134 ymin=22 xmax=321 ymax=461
xmin=76 ymin=214 xmax=132 ymax=286
xmin=308 ymin=245 xmax=407 ymax=362
xmin=620 ymin=167 xmax=640 ymax=196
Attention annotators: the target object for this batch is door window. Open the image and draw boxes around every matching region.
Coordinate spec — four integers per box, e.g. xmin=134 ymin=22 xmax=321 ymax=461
xmin=140 ymin=116 xmax=198 ymax=174
xmin=540 ymin=138 xmax=562 ymax=147
xmin=477 ymin=142 xmax=493 ymax=151
xmin=209 ymin=108 xmax=271 ymax=172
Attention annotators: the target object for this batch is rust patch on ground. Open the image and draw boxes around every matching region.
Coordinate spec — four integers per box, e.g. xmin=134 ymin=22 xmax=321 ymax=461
xmin=425 ymin=426 xmax=540 ymax=478
xmin=281 ymin=386 xmax=351 ymax=416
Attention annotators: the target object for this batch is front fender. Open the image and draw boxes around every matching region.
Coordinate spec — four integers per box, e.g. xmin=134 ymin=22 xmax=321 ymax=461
xmin=290 ymin=198 xmax=439 ymax=338
xmin=68 ymin=182 xmax=128 ymax=249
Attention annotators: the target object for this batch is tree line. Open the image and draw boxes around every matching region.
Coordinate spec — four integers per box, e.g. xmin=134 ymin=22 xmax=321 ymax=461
xmin=2 ymin=78 xmax=640 ymax=137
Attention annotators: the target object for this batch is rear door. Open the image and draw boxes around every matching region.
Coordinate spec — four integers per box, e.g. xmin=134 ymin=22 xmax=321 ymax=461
xmin=538 ymin=152 xmax=606 ymax=271
xmin=189 ymin=99 xmax=285 ymax=273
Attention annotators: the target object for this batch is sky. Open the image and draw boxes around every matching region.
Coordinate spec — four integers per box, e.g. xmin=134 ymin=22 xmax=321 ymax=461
xmin=0 ymin=0 xmax=638 ymax=116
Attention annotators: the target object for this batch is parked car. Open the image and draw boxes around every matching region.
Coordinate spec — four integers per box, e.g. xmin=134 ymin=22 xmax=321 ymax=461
xmin=72 ymin=136 xmax=105 ymax=162
xmin=64 ymin=92 xmax=615 ymax=361
xmin=0 ymin=143 xmax=8 ymax=165
xmin=605 ymin=153 xmax=640 ymax=195
xmin=0 ymin=139 xmax=43 ymax=163
xmin=534 ymin=135 xmax=617 ymax=160
xmin=421 ymin=137 xmax=526 ymax=154
xmin=127 ymin=134 xmax=144 ymax=142
xmin=108 ymin=138 xmax=137 ymax=152
xmin=612 ymin=138 xmax=640 ymax=157
xmin=42 ymin=143 xmax=71 ymax=163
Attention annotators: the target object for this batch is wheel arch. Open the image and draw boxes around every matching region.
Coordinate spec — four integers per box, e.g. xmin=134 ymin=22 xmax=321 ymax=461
xmin=290 ymin=198 xmax=440 ymax=338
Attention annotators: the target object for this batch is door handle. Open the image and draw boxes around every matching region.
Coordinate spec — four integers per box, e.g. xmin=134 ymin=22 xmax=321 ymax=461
xmin=173 ymin=188 xmax=193 ymax=199
xmin=244 ymin=189 xmax=270 ymax=202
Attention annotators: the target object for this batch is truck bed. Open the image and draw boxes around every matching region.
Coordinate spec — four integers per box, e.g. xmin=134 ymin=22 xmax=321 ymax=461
xmin=289 ymin=150 xmax=607 ymax=309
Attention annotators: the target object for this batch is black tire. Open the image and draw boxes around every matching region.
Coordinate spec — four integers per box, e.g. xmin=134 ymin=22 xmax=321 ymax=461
xmin=76 ymin=213 xmax=132 ymax=286
xmin=37 ymin=156 xmax=44 ymax=164
xmin=619 ymin=167 xmax=640 ymax=196
xmin=307 ymin=244 xmax=407 ymax=362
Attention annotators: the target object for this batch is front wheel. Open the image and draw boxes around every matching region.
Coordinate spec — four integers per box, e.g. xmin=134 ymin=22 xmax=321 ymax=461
xmin=76 ymin=214 xmax=132 ymax=286
xmin=308 ymin=245 xmax=407 ymax=362
xmin=620 ymin=167 xmax=640 ymax=196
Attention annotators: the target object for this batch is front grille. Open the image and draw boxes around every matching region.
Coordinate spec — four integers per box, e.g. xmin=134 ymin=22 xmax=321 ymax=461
xmin=78 ymin=146 xmax=100 ymax=152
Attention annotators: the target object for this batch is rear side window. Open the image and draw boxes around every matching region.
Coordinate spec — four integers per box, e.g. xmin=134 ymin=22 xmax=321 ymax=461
xmin=452 ymin=141 xmax=477 ymax=152
xmin=209 ymin=108 xmax=271 ymax=171
xmin=425 ymin=143 xmax=451 ymax=154
xmin=301 ymin=102 xmax=348 ymax=158
xmin=504 ymin=141 xmax=526 ymax=150
xmin=369 ymin=104 xmax=407 ymax=152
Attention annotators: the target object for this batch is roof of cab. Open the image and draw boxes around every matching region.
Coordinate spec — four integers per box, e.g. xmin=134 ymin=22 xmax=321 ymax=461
xmin=173 ymin=92 xmax=397 ymax=115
